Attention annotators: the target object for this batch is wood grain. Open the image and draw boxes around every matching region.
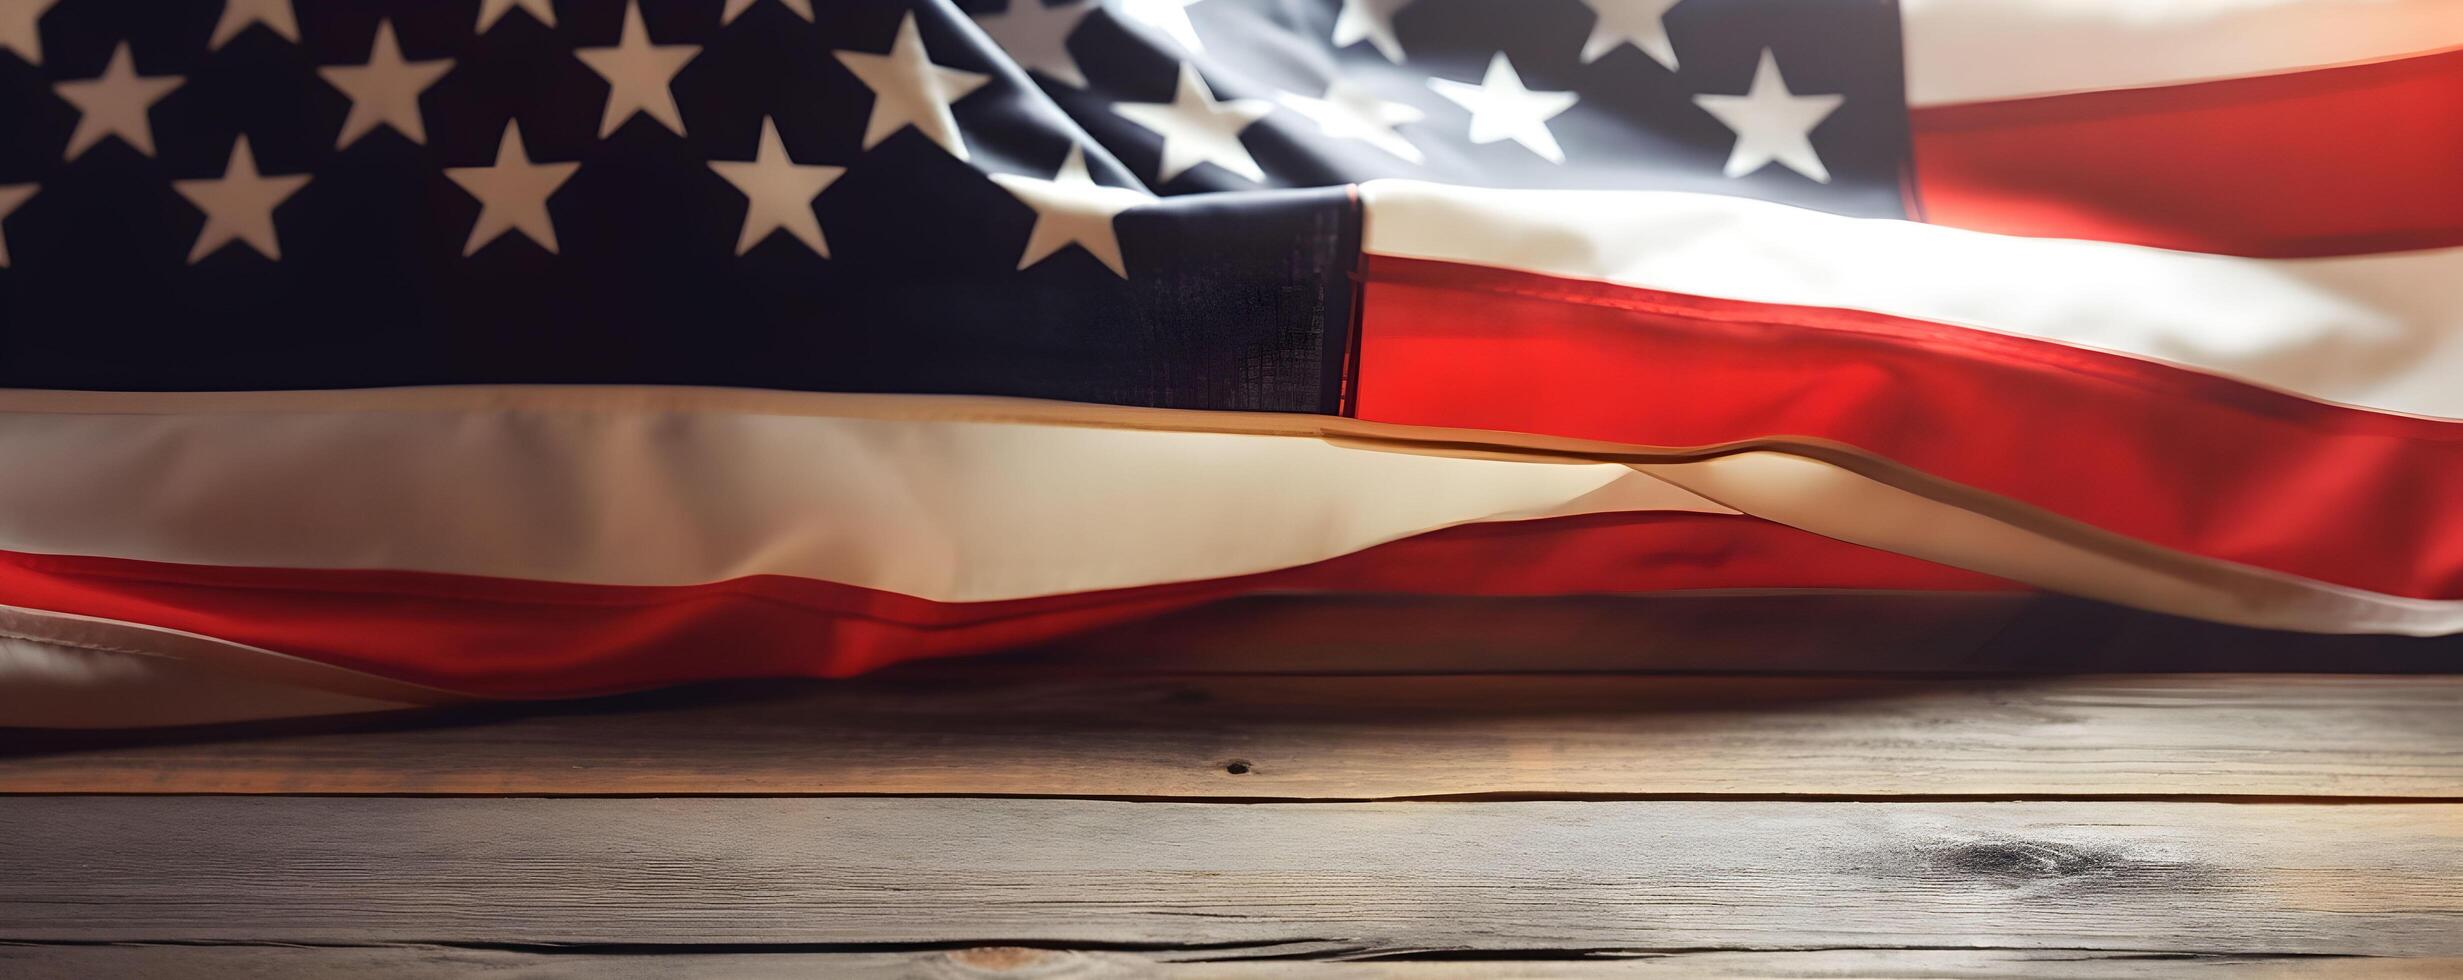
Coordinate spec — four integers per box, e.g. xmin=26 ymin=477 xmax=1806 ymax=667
xmin=2 ymin=945 xmax=2454 ymax=978
xmin=5 ymin=797 xmax=2457 ymax=955
xmin=8 ymin=674 xmax=2456 ymax=798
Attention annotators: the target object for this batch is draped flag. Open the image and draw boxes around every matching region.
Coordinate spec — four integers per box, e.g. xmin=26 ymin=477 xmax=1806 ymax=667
xmin=0 ymin=0 xmax=2456 ymax=724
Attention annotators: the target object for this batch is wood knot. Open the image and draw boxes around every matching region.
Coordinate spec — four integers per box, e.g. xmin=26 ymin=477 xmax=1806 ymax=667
xmin=1884 ymin=834 xmax=2218 ymax=897
xmin=1932 ymin=840 xmax=2103 ymax=881
xmin=1222 ymin=759 xmax=1254 ymax=775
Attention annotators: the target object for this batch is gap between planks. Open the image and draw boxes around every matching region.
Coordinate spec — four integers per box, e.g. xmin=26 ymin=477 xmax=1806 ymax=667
xmin=5 ymin=673 xmax=2458 ymax=799
xmin=3 ymin=945 xmax=2458 ymax=978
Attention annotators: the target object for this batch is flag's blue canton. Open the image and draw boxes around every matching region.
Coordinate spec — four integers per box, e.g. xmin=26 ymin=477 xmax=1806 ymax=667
xmin=1013 ymin=0 xmax=1909 ymax=216
xmin=0 ymin=0 xmax=1909 ymax=415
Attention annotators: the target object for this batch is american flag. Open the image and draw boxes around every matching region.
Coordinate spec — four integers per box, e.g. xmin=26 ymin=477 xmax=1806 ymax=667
xmin=0 ymin=0 xmax=2457 ymax=723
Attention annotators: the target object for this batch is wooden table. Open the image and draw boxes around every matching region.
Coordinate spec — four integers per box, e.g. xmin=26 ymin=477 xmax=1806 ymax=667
xmin=4 ymin=594 xmax=2460 ymax=977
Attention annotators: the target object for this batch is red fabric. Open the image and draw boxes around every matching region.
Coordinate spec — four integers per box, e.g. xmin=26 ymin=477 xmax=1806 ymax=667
xmin=1352 ymin=255 xmax=2463 ymax=599
xmin=0 ymin=511 xmax=2005 ymax=698
xmin=1909 ymin=48 xmax=2463 ymax=257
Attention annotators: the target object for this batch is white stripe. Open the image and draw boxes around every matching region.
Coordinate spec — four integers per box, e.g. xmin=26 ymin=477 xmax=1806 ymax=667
xmin=0 ymin=397 xmax=1728 ymax=603
xmin=1902 ymin=0 xmax=2462 ymax=107
xmin=1360 ymin=180 xmax=2463 ymax=420
xmin=2 ymin=387 xmax=2457 ymax=638
xmin=0 ymin=600 xmax=466 ymax=713
xmin=0 ymin=635 xmax=419 ymax=728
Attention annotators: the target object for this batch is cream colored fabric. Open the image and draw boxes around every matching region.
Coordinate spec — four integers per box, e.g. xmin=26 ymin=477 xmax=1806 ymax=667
xmin=3 ymin=386 xmax=2458 ymax=640
xmin=1901 ymin=0 xmax=2462 ymax=106
xmin=0 ymin=397 xmax=1727 ymax=603
xmin=0 ymin=634 xmax=419 ymax=728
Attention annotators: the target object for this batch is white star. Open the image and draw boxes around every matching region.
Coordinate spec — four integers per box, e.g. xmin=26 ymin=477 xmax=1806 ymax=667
xmin=1113 ymin=0 xmax=1202 ymax=53
xmin=1578 ymin=0 xmax=1680 ymax=69
xmin=55 ymin=43 xmax=182 ymax=160
xmin=1330 ymin=0 xmax=1410 ymax=63
xmin=1426 ymin=52 xmax=1576 ymax=164
xmin=445 ymin=122 xmax=577 ymax=255
xmin=173 ymin=136 xmax=309 ymax=263
xmin=321 ymin=20 xmax=452 ymax=148
xmin=0 ymin=0 xmax=56 ymax=66
xmin=709 ymin=116 xmax=843 ymax=257
xmin=210 ymin=0 xmax=297 ymax=50
xmin=989 ymin=144 xmax=1151 ymax=277
xmin=1693 ymin=49 xmax=1842 ymax=183
xmin=477 ymin=0 xmax=554 ymax=32
xmin=576 ymin=0 xmax=697 ymax=138
xmin=720 ymin=0 xmax=812 ymax=24
xmin=834 ymin=12 xmax=991 ymax=160
xmin=0 ymin=183 xmax=34 ymax=268
xmin=974 ymin=0 xmax=1095 ymax=89
xmin=1113 ymin=62 xmax=1271 ymax=183
xmin=1275 ymin=77 xmax=1423 ymax=164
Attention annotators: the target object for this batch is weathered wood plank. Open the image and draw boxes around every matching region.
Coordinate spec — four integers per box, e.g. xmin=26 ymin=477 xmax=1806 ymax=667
xmin=4 ymin=798 xmax=2457 ymax=955
xmin=2 ymin=945 xmax=2455 ymax=979
xmin=7 ymin=674 xmax=2456 ymax=798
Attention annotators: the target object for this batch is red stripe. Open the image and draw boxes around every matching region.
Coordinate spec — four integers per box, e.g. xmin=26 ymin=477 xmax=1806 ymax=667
xmin=1352 ymin=254 xmax=2463 ymax=599
xmin=1909 ymin=48 xmax=2463 ymax=257
xmin=0 ymin=512 xmax=2003 ymax=698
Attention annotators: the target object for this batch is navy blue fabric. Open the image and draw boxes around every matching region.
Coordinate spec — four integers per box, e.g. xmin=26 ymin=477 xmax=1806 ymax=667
xmin=0 ymin=0 xmax=1908 ymax=413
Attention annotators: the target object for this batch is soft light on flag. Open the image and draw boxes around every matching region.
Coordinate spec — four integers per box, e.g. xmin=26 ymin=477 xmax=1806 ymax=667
xmin=0 ymin=0 xmax=2456 ymax=724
